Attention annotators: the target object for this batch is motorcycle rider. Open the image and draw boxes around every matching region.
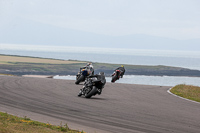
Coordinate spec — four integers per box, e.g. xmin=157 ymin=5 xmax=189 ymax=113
xmin=87 ymin=62 xmax=93 ymax=69
xmin=78 ymin=72 xmax=106 ymax=96
xmin=115 ymin=65 xmax=125 ymax=78
xmin=80 ymin=62 xmax=94 ymax=75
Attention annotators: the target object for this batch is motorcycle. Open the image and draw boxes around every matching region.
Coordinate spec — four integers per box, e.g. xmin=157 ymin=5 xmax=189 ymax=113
xmin=78 ymin=73 xmax=106 ymax=98
xmin=75 ymin=67 xmax=94 ymax=84
xmin=111 ymin=69 xmax=121 ymax=83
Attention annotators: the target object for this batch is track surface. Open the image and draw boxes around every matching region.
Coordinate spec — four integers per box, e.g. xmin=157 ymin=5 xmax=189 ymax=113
xmin=0 ymin=76 xmax=200 ymax=133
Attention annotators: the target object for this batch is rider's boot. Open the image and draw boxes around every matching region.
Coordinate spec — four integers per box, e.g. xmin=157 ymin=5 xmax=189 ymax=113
xmin=97 ymin=89 xmax=102 ymax=95
xmin=78 ymin=89 xmax=83 ymax=97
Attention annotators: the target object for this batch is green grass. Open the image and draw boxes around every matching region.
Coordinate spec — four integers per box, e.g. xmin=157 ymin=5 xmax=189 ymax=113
xmin=0 ymin=112 xmax=85 ymax=133
xmin=170 ymin=84 xmax=200 ymax=102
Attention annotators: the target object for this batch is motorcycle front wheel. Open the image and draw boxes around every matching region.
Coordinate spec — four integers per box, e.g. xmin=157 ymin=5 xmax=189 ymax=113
xmin=75 ymin=75 xmax=85 ymax=84
xmin=85 ymin=86 xmax=97 ymax=98
xmin=111 ymin=74 xmax=118 ymax=83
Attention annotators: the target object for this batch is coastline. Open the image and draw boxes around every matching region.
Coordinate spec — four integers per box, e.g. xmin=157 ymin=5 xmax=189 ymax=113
xmin=1 ymin=54 xmax=200 ymax=77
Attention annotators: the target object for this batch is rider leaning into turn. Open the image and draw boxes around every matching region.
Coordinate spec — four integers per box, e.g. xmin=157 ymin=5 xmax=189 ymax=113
xmin=88 ymin=72 xmax=106 ymax=94
xmin=78 ymin=72 xmax=106 ymax=96
xmin=81 ymin=62 xmax=94 ymax=75
xmin=115 ymin=65 xmax=125 ymax=78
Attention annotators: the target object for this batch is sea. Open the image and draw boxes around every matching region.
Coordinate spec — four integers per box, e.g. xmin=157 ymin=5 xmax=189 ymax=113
xmin=1 ymin=44 xmax=200 ymax=86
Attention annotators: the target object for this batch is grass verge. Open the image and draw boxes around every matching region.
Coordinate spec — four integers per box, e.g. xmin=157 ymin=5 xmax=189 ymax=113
xmin=0 ymin=112 xmax=85 ymax=133
xmin=170 ymin=84 xmax=200 ymax=102
xmin=0 ymin=74 xmax=15 ymax=76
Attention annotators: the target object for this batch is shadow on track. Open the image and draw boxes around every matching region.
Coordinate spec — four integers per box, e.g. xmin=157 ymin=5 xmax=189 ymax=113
xmin=76 ymin=96 xmax=107 ymax=100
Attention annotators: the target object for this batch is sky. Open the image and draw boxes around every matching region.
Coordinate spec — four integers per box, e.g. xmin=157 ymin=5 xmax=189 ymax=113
xmin=0 ymin=0 xmax=200 ymax=49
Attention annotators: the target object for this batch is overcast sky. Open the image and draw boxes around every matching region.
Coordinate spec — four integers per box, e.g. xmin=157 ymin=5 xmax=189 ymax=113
xmin=1 ymin=0 xmax=200 ymax=40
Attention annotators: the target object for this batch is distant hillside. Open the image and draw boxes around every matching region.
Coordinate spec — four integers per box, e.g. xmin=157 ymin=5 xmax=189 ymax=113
xmin=0 ymin=17 xmax=200 ymax=51
xmin=1 ymin=55 xmax=200 ymax=77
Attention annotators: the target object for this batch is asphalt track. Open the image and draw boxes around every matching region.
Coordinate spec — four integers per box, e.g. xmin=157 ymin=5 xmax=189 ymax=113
xmin=0 ymin=76 xmax=200 ymax=133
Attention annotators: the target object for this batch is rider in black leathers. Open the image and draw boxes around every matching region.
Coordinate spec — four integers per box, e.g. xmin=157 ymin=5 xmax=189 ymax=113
xmin=115 ymin=65 xmax=125 ymax=78
xmin=78 ymin=72 xmax=106 ymax=96
xmin=89 ymin=72 xmax=106 ymax=94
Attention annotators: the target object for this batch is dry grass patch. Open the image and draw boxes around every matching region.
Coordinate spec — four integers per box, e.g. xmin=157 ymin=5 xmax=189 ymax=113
xmin=0 ymin=55 xmax=85 ymax=64
xmin=0 ymin=74 xmax=15 ymax=76
xmin=170 ymin=84 xmax=200 ymax=102
xmin=0 ymin=112 xmax=85 ymax=133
